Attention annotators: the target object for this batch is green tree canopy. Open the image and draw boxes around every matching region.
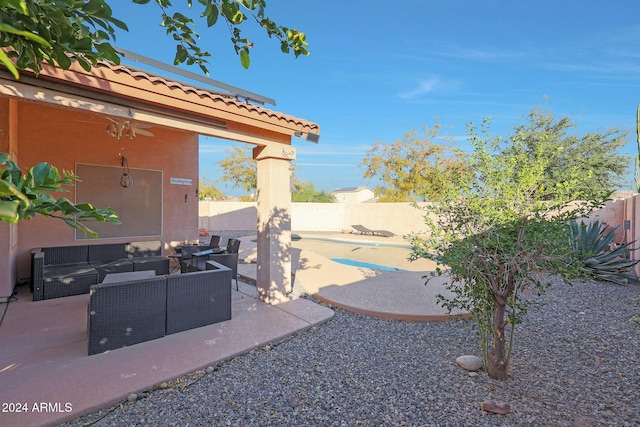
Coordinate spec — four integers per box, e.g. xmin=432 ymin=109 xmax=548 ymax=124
xmin=0 ymin=0 xmax=309 ymax=79
xmin=198 ymin=176 xmax=225 ymax=200
xmin=504 ymin=108 xmax=630 ymax=199
xmin=217 ymin=145 xmax=257 ymax=195
xmin=360 ymin=125 xmax=470 ymax=202
xmin=292 ymin=180 xmax=335 ymax=202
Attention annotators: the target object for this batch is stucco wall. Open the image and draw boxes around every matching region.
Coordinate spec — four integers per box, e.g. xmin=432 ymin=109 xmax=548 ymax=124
xmin=199 ymin=201 xmax=429 ymax=236
xmin=199 ymin=198 xmax=638 ymax=245
xmin=588 ymin=199 xmax=627 ymax=243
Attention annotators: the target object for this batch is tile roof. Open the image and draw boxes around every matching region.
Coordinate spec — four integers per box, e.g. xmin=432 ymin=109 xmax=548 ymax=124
xmin=32 ymin=59 xmax=320 ymax=138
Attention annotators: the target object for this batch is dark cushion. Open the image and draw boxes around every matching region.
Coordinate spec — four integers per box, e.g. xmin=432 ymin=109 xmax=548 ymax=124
xmin=43 ymin=262 xmax=96 ymax=280
xmin=90 ymin=259 xmax=134 ymax=282
xmin=131 ymin=256 xmax=169 ymax=275
xmin=88 ymin=243 xmax=129 ymax=262
xmin=41 ymin=263 xmax=99 ymax=299
xmin=127 ymin=241 xmax=162 ymax=257
xmin=43 ymin=246 xmax=88 ymax=265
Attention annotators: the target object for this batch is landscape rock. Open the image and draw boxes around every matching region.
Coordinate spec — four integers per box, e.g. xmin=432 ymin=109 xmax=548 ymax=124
xmin=456 ymin=355 xmax=483 ymax=371
xmin=481 ymin=400 xmax=511 ymax=415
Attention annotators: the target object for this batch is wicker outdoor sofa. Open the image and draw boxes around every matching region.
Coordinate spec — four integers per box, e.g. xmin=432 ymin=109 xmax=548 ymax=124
xmin=31 ymin=241 xmax=170 ymax=301
xmin=87 ymin=260 xmax=232 ymax=355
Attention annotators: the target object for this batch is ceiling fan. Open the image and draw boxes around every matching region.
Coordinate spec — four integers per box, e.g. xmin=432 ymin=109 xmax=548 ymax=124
xmin=105 ymin=117 xmax=154 ymax=139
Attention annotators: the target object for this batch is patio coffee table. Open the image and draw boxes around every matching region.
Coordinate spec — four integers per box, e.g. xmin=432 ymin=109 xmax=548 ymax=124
xmin=101 ymin=270 xmax=156 ymax=284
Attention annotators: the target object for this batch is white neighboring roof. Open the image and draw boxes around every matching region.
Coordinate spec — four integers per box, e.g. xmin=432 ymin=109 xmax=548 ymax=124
xmin=330 ymin=186 xmax=375 ymax=203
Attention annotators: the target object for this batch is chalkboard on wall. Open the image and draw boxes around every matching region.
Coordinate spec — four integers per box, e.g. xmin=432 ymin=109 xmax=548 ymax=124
xmin=75 ymin=163 xmax=163 ymax=239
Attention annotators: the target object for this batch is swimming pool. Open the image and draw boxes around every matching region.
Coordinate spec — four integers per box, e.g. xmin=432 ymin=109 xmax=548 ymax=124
xmin=291 ymin=236 xmax=437 ymax=271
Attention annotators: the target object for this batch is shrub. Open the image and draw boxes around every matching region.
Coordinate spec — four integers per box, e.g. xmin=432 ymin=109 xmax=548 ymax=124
xmin=566 ymin=220 xmax=640 ymax=285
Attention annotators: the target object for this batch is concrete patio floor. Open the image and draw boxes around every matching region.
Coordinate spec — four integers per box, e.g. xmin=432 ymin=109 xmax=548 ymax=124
xmin=0 ymin=279 xmax=333 ymax=427
xmin=0 ymin=233 xmax=462 ymax=427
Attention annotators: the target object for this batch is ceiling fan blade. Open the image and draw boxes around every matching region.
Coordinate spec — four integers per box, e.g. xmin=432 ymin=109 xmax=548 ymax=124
xmin=134 ymin=128 xmax=154 ymax=137
xmin=132 ymin=123 xmax=153 ymax=129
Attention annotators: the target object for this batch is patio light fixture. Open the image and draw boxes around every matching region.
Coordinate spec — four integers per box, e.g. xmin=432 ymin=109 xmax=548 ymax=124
xmin=120 ymin=156 xmax=132 ymax=188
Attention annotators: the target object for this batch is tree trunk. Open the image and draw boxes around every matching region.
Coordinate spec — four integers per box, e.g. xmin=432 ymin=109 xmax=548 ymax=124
xmin=486 ymin=301 xmax=509 ymax=380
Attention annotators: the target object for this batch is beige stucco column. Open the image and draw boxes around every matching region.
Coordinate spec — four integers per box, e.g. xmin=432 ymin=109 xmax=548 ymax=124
xmin=252 ymin=144 xmax=295 ymax=304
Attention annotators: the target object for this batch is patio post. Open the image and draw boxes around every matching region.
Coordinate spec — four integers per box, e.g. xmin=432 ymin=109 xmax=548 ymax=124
xmin=253 ymin=144 xmax=295 ymax=303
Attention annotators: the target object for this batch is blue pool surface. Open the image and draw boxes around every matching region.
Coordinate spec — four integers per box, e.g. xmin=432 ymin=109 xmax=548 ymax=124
xmin=330 ymin=258 xmax=403 ymax=271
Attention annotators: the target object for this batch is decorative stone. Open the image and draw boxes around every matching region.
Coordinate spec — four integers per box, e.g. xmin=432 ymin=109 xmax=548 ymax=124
xmin=127 ymin=393 xmax=138 ymax=402
xmin=481 ymin=400 xmax=511 ymax=415
xmin=456 ymin=355 xmax=483 ymax=371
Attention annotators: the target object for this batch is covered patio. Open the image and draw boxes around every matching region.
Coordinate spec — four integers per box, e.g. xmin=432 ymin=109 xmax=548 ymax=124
xmin=0 ymin=53 xmax=320 ymax=303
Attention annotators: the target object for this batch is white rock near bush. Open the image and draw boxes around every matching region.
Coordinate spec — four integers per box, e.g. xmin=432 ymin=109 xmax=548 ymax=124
xmin=456 ymin=355 xmax=483 ymax=371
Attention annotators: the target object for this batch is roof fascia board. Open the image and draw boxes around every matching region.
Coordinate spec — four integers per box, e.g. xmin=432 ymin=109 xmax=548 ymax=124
xmin=132 ymin=109 xmax=290 ymax=146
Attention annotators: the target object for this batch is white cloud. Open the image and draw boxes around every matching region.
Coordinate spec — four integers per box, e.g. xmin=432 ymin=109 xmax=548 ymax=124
xmin=399 ymin=76 xmax=458 ymax=99
xmin=435 ymin=42 xmax=528 ymax=62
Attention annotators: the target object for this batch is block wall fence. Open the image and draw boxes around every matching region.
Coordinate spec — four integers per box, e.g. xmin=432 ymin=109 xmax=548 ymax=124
xmin=198 ymin=201 xmax=430 ymax=237
xmin=199 ymin=196 xmax=640 ymax=274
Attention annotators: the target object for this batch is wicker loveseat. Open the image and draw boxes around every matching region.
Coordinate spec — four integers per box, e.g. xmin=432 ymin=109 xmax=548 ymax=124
xmin=87 ymin=260 xmax=232 ymax=355
xmin=31 ymin=241 xmax=170 ymax=301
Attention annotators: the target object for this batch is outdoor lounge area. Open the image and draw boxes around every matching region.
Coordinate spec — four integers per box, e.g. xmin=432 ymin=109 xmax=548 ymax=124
xmin=28 ymin=235 xmax=243 ymax=356
xmin=31 ymin=241 xmax=170 ymax=301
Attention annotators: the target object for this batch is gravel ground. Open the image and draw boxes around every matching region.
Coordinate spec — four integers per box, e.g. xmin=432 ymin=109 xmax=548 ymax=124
xmin=62 ymin=278 xmax=639 ymax=427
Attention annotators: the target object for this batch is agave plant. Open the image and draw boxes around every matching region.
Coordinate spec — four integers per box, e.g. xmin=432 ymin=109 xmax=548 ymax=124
xmin=567 ymin=220 xmax=640 ymax=285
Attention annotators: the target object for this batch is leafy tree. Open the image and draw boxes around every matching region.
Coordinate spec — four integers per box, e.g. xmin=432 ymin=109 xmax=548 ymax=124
xmin=217 ymin=145 xmax=257 ymax=195
xmin=292 ymin=180 xmax=335 ymax=202
xmin=198 ymin=176 xmax=225 ymax=200
xmin=360 ymin=125 xmax=470 ymax=202
xmin=0 ymin=153 xmax=120 ymax=237
xmin=410 ymin=118 xmax=608 ymax=380
xmin=504 ymin=108 xmax=630 ymax=199
xmin=0 ymin=0 xmax=309 ymax=79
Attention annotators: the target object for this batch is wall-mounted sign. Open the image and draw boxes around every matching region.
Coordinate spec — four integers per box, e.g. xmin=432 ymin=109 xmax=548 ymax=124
xmin=170 ymin=177 xmax=192 ymax=186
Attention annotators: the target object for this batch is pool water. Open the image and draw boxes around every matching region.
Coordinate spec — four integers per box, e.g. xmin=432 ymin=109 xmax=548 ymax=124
xmin=330 ymin=258 xmax=401 ymax=271
xmin=291 ymin=237 xmax=436 ymax=271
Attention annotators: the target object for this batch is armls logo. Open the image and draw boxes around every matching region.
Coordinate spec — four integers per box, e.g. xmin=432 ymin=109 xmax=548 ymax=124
xmin=31 ymin=402 xmax=73 ymax=413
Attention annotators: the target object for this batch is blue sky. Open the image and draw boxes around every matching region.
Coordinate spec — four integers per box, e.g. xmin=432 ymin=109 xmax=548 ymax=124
xmin=110 ymin=1 xmax=640 ymax=195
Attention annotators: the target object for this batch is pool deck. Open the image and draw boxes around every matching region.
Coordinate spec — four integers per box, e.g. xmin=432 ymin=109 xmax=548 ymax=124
xmin=0 ymin=232 xmax=462 ymax=427
xmin=238 ymin=233 xmax=466 ymax=322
